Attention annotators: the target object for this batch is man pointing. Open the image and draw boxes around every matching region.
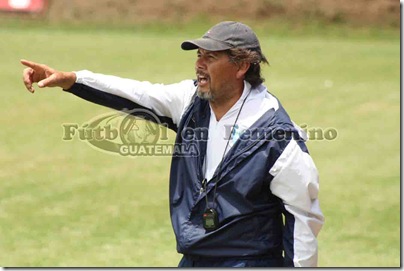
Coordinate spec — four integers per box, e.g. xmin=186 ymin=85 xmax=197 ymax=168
xmin=22 ymin=21 xmax=324 ymax=267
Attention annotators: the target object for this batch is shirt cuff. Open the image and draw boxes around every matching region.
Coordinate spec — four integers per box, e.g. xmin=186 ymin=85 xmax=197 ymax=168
xmin=74 ymin=70 xmax=93 ymax=84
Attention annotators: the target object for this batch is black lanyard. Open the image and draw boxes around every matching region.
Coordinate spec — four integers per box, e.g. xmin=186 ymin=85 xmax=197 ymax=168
xmin=202 ymin=89 xmax=252 ymax=231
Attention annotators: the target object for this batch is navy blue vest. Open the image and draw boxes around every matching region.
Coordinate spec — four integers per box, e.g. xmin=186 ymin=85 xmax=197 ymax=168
xmin=169 ymin=95 xmax=300 ymax=258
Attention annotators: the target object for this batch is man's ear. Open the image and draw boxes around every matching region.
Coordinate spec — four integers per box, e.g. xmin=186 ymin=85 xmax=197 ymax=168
xmin=236 ymin=62 xmax=251 ymax=80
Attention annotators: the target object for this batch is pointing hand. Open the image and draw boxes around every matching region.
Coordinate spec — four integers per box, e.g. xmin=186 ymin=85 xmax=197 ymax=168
xmin=21 ymin=59 xmax=76 ymax=93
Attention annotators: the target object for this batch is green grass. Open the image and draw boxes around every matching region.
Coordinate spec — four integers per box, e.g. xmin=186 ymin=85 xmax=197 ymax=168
xmin=0 ymin=22 xmax=400 ymax=267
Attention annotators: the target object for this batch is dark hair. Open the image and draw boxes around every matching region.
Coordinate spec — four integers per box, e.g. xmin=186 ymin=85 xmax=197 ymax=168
xmin=226 ymin=47 xmax=269 ymax=89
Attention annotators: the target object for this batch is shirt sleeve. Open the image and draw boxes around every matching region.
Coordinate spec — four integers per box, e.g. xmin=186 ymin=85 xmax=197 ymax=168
xmin=269 ymin=139 xmax=325 ymax=267
xmin=74 ymin=70 xmax=196 ymax=125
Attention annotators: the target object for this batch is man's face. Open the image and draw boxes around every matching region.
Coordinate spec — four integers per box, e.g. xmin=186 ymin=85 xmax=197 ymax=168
xmin=195 ymin=48 xmax=239 ymax=101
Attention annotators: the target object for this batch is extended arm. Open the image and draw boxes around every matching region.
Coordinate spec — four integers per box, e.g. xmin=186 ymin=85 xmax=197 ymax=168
xmin=70 ymin=70 xmax=195 ymax=126
xmin=21 ymin=60 xmax=196 ymax=128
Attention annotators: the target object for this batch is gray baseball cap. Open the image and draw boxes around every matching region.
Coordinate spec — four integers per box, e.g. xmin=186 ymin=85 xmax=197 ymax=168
xmin=181 ymin=21 xmax=261 ymax=51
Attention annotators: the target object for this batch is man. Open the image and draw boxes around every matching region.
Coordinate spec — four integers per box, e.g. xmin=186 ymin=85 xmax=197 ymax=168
xmin=21 ymin=21 xmax=324 ymax=267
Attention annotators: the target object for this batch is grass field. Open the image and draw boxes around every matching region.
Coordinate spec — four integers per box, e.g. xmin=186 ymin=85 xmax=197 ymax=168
xmin=0 ymin=22 xmax=400 ymax=267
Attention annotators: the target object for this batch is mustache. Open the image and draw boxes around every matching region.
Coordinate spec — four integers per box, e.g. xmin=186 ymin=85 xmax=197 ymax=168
xmin=195 ymin=69 xmax=209 ymax=77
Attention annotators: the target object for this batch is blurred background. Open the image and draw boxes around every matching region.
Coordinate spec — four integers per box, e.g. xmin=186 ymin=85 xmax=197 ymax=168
xmin=0 ymin=0 xmax=400 ymax=267
xmin=0 ymin=0 xmax=399 ymax=27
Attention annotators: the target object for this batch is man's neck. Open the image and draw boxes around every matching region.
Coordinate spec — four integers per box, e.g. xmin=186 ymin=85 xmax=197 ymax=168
xmin=209 ymin=84 xmax=245 ymax=121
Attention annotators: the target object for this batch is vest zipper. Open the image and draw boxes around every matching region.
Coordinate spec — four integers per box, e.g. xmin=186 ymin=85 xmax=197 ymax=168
xmin=199 ymin=178 xmax=207 ymax=195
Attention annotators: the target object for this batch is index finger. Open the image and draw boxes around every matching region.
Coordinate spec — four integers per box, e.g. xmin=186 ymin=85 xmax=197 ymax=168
xmin=20 ymin=59 xmax=41 ymax=69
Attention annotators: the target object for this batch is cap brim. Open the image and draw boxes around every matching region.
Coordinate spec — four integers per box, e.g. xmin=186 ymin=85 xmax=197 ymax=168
xmin=181 ymin=38 xmax=232 ymax=51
